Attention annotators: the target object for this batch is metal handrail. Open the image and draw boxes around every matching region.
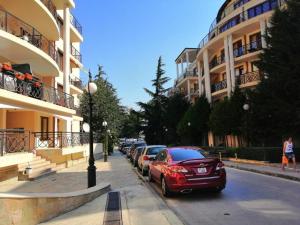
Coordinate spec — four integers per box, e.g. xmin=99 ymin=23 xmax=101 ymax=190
xmin=70 ymin=76 xmax=83 ymax=89
xmin=0 ymin=70 xmax=75 ymax=109
xmin=175 ymin=71 xmax=198 ymax=85
xmin=233 ymin=39 xmax=262 ymax=58
xmin=70 ymin=13 xmax=83 ymax=35
xmin=40 ymin=0 xmax=57 ymax=20
xmin=0 ymin=130 xmax=31 ymax=156
xmin=209 ymin=54 xmax=225 ymax=69
xmin=71 ymin=45 xmax=82 ymax=63
xmin=0 ymin=9 xmax=57 ymax=62
xmin=211 ymin=80 xmax=227 ymax=93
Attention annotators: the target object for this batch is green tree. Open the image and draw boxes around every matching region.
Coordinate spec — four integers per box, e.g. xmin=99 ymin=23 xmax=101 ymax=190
xmin=177 ymin=96 xmax=210 ymax=146
xmin=80 ymin=65 xmax=126 ymax=141
xmin=138 ymin=57 xmax=170 ymax=144
xmin=163 ymin=93 xmax=190 ymax=145
xmin=120 ymin=109 xmax=142 ymax=138
xmin=250 ymin=0 xmax=300 ymax=145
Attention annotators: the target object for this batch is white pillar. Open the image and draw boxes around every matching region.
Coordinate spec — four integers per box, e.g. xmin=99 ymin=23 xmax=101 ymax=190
xmin=176 ymin=63 xmax=179 ymax=78
xmin=224 ymin=36 xmax=232 ymax=97
xmin=63 ymin=5 xmax=72 ymax=132
xmin=228 ymin=34 xmax=236 ymax=94
xmin=180 ymin=58 xmax=184 ymax=76
xmin=203 ymin=49 xmax=212 ymax=103
xmin=260 ymin=19 xmax=267 ymax=48
xmin=197 ymin=61 xmax=202 ymax=96
xmin=186 ymin=51 xmax=190 ymax=69
xmin=187 ymin=79 xmax=191 ymax=101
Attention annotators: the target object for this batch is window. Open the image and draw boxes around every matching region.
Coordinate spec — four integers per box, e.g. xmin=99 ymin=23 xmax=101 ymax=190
xmin=58 ymin=18 xmax=64 ymax=38
xmin=169 ymin=149 xmax=205 ymax=161
xmin=249 ymin=33 xmax=262 ymax=50
xmin=220 ymin=15 xmax=241 ymax=33
xmin=58 ymin=51 xmax=63 ymax=71
xmin=247 ymin=0 xmax=278 ymax=19
xmin=220 ymin=49 xmax=225 ymax=63
xmin=147 ymin=147 xmax=165 ymax=155
xmin=41 ymin=117 xmax=49 ymax=140
xmin=233 ymin=40 xmax=243 ymax=57
xmin=222 ymin=72 xmax=226 ymax=80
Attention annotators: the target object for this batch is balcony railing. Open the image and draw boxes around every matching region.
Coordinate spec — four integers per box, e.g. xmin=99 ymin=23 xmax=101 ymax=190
xmin=40 ymin=0 xmax=57 ymax=20
xmin=0 ymin=9 xmax=57 ymax=62
xmin=210 ymin=55 xmax=225 ymax=69
xmin=70 ymin=76 xmax=83 ymax=89
xmin=233 ymin=39 xmax=262 ymax=58
xmin=198 ymin=0 xmax=281 ymax=51
xmin=237 ymin=71 xmax=261 ymax=85
xmin=175 ymin=71 xmax=198 ymax=85
xmin=0 ymin=71 xmax=75 ymax=109
xmin=211 ymin=80 xmax=227 ymax=93
xmin=70 ymin=13 xmax=82 ymax=35
xmin=71 ymin=45 xmax=82 ymax=63
xmin=0 ymin=129 xmax=31 ymax=156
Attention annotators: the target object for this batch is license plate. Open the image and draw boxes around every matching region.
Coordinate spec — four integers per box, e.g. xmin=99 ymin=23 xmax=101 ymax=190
xmin=197 ymin=167 xmax=207 ymax=174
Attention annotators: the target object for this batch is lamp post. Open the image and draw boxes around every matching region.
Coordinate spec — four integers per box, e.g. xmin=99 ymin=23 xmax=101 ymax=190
xmin=243 ymin=103 xmax=250 ymax=147
xmin=102 ymin=121 xmax=108 ymax=162
xmin=86 ymin=70 xmax=97 ymax=188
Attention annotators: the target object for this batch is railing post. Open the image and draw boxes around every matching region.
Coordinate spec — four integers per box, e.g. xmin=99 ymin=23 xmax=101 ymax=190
xmin=0 ymin=132 xmax=4 ymax=156
xmin=60 ymin=132 xmax=63 ymax=149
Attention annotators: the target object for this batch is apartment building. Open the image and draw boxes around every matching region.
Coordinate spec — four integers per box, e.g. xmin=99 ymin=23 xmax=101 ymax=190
xmin=0 ymin=0 xmax=99 ymax=181
xmin=173 ymin=0 xmax=286 ymax=146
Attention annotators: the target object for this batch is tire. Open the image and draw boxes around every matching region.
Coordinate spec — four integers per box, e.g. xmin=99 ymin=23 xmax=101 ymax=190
xmin=148 ymin=170 xmax=154 ymax=182
xmin=212 ymin=186 xmax=225 ymax=193
xmin=142 ymin=167 xmax=147 ymax=176
xmin=161 ymin=177 xmax=171 ymax=197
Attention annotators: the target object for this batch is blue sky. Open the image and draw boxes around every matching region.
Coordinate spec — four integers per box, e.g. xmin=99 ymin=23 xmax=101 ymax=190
xmin=73 ymin=0 xmax=224 ymax=109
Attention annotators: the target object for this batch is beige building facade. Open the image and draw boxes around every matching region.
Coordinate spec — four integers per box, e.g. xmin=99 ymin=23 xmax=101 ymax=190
xmin=172 ymin=0 xmax=286 ymax=147
xmin=0 ymin=0 xmax=95 ymax=181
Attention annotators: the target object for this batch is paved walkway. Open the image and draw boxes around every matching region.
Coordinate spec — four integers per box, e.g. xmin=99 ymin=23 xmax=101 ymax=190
xmin=225 ymin=161 xmax=300 ymax=182
xmin=0 ymin=152 xmax=183 ymax=225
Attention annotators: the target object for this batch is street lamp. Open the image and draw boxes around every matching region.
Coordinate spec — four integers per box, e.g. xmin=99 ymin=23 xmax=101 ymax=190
xmin=102 ymin=121 xmax=108 ymax=162
xmin=86 ymin=70 xmax=97 ymax=188
xmin=243 ymin=103 xmax=250 ymax=147
xmin=187 ymin=122 xmax=191 ymax=127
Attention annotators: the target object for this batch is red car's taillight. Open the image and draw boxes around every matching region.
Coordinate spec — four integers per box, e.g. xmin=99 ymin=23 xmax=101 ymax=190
xmin=143 ymin=155 xmax=150 ymax=160
xmin=169 ymin=165 xmax=188 ymax=173
xmin=216 ymin=162 xmax=225 ymax=171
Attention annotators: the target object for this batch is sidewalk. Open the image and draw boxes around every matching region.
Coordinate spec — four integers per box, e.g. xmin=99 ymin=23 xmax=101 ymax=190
xmin=0 ymin=152 xmax=183 ymax=225
xmin=225 ymin=160 xmax=300 ymax=182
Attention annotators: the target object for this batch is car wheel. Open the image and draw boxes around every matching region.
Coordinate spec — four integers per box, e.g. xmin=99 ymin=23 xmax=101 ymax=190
xmin=148 ymin=170 xmax=154 ymax=182
xmin=161 ymin=177 xmax=171 ymax=197
xmin=142 ymin=167 xmax=147 ymax=176
xmin=212 ymin=186 xmax=225 ymax=193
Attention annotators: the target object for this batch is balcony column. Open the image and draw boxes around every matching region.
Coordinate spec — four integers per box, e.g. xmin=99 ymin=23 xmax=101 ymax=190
xmin=176 ymin=63 xmax=179 ymax=78
xmin=203 ymin=49 xmax=212 ymax=103
xmin=260 ymin=19 xmax=267 ymax=48
xmin=224 ymin=36 xmax=232 ymax=97
xmin=197 ymin=61 xmax=202 ymax=97
xmin=186 ymin=51 xmax=190 ymax=69
xmin=228 ymin=35 xmax=236 ymax=94
xmin=180 ymin=58 xmax=184 ymax=75
xmin=63 ymin=5 xmax=72 ymax=133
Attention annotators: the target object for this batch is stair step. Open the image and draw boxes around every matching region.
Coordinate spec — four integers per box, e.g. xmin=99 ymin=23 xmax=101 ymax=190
xmin=18 ymin=166 xmax=57 ymax=181
xmin=19 ymin=160 xmax=50 ymax=170
xmin=19 ymin=158 xmax=47 ymax=168
xmin=19 ymin=162 xmax=55 ymax=172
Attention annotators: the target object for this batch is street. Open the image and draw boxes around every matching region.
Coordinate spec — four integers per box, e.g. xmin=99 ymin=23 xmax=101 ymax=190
xmin=145 ymin=167 xmax=300 ymax=225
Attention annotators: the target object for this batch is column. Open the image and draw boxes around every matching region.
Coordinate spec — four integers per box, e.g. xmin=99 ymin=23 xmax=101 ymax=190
xmin=186 ymin=51 xmax=190 ymax=69
xmin=176 ymin=63 xmax=179 ymax=78
xmin=63 ymin=5 xmax=72 ymax=132
xmin=260 ymin=19 xmax=267 ymax=48
xmin=197 ymin=61 xmax=202 ymax=96
xmin=180 ymin=58 xmax=184 ymax=76
xmin=228 ymin=35 xmax=236 ymax=94
xmin=187 ymin=79 xmax=191 ymax=101
xmin=224 ymin=36 xmax=232 ymax=97
xmin=203 ymin=49 xmax=212 ymax=103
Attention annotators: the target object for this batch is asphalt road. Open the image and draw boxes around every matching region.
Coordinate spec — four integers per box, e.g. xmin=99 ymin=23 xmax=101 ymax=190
xmin=147 ymin=167 xmax=300 ymax=225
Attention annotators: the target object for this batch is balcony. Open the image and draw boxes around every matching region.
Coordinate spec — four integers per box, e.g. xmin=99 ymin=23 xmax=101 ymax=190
xmin=40 ymin=0 xmax=57 ymax=21
xmin=70 ymin=76 xmax=83 ymax=89
xmin=233 ymin=39 xmax=262 ymax=58
xmin=211 ymin=80 xmax=227 ymax=93
xmin=210 ymin=55 xmax=225 ymax=69
xmin=198 ymin=0 xmax=281 ymax=51
xmin=70 ymin=13 xmax=83 ymax=42
xmin=0 ymin=9 xmax=59 ymax=76
xmin=175 ymin=71 xmax=198 ymax=86
xmin=0 ymin=129 xmax=30 ymax=156
xmin=71 ymin=45 xmax=82 ymax=64
xmin=237 ymin=71 xmax=261 ymax=85
xmin=0 ymin=70 xmax=75 ymax=110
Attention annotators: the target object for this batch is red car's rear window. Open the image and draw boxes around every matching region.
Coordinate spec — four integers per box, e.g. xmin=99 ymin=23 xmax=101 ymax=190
xmin=169 ymin=149 xmax=206 ymax=161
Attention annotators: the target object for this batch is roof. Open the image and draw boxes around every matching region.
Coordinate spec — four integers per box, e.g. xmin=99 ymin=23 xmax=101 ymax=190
xmin=175 ymin=48 xmax=199 ymax=63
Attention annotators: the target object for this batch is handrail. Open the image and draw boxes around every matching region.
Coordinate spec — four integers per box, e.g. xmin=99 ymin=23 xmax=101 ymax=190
xmin=175 ymin=70 xmax=198 ymax=85
xmin=209 ymin=54 xmax=225 ymax=69
xmin=71 ymin=45 xmax=82 ymax=63
xmin=70 ymin=13 xmax=83 ymax=35
xmin=0 ymin=69 xmax=75 ymax=109
xmin=70 ymin=76 xmax=83 ymax=89
xmin=233 ymin=39 xmax=262 ymax=58
xmin=237 ymin=71 xmax=261 ymax=85
xmin=197 ymin=0 xmax=281 ymax=52
xmin=0 ymin=130 xmax=31 ymax=156
xmin=40 ymin=0 xmax=57 ymax=20
xmin=0 ymin=9 xmax=57 ymax=62
xmin=211 ymin=80 xmax=227 ymax=93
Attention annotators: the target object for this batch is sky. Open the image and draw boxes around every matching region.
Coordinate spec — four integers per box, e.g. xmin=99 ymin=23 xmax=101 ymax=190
xmin=73 ymin=0 xmax=224 ymax=109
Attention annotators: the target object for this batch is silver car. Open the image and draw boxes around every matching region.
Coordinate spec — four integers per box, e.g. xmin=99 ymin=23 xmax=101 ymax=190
xmin=138 ymin=145 xmax=166 ymax=175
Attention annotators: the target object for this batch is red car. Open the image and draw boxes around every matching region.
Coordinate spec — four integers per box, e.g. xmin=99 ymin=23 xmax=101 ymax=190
xmin=148 ymin=147 xmax=226 ymax=197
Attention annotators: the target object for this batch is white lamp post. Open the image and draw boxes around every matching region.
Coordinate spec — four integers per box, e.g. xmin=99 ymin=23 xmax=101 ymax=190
xmin=102 ymin=121 xmax=108 ymax=162
xmin=243 ymin=103 xmax=250 ymax=147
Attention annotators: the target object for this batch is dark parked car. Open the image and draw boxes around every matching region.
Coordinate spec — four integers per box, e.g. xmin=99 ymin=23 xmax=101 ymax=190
xmin=148 ymin=147 xmax=226 ymax=197
xmin=132 ymin=146 xmax=146 ymax=167
xmin=129 ymin=142 xmax=146 ymax=161
xmin=120 ymin=143 xmax=133 ymax=154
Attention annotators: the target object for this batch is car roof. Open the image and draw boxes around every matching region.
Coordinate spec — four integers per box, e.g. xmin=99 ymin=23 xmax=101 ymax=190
xmin=146 ymin=145 xmax=166 ymax=148
xmin=166 ymin=146 xmax=202 ymax=151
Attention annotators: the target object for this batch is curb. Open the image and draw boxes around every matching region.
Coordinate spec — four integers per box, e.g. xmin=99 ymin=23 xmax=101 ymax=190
xmin=226 ymin=164 xmax=300 ymax=182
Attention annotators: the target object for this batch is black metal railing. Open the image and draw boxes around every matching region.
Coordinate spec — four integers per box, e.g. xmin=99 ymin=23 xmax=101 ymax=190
xmin=71 ymin=45 xmax=82 ymax=63
xmin=237 ymin=71 xmax=261 ymax=85
xmin=211 ymin=80 xmax=227 ymax=93
xmin=70 ymin=76 xmax=83 ymax=89
xmin=34 ymin=132 xmax=91 ymax=149
xmin=0 ymin=129 xmax=31 ymax=156
xmin=0 ymin=71 xmax=75 ymax=109
xmin=40 ymin=0 xmax=57 ymax=20
xmin=175 ymin=71 xmax=198 ymax=85
xmin=0 ymin=9 xmax=57 ymax=62
xmin=209 ymin=55 xmax=225 ymax=69
xmin=70 ymin=13 xmax=83 ymax=35
xmin=233 ymin=39 xmax=262 ymax=58
xmin=198 ymin=0 xmax=281 ymax=50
